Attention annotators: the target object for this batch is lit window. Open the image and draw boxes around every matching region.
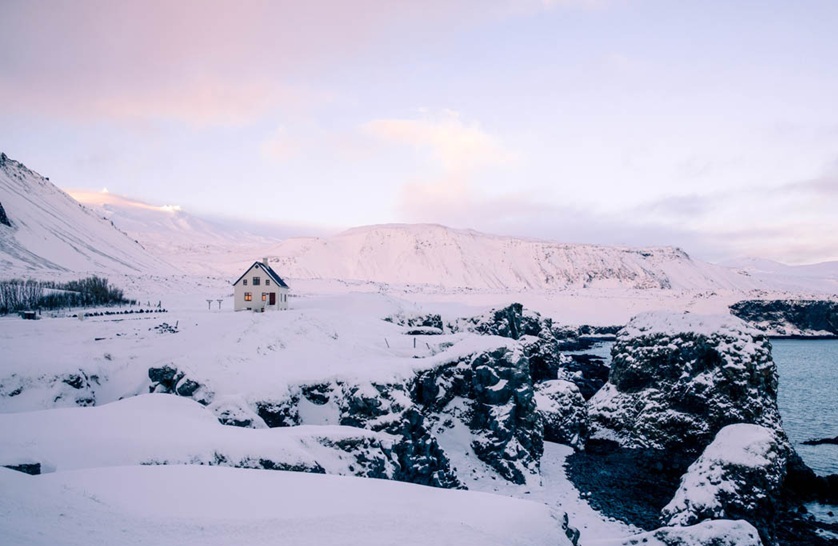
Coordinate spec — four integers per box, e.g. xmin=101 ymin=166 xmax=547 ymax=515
xmin=244 ymin=292 xmax=252 ymax=301
xmin=243 ymin=279 xmax=247 ymax=286
xmin=262 ymin=293 xmax=267 ymax=301
xmin=253 ymin=277 xmax=261 ymax=286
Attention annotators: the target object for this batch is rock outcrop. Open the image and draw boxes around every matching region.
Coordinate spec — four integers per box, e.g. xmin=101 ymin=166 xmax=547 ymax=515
xmin=589 ymin=311 xmax=784 ymax=454
xmin=148 ymin=364 xmax=214 ymax=405
xmin=730 ymin=299 xmax=838 ymax=337
xmin=662 ymin=424 xmax=787 ymax=544
xmin=534 ymin=380 xmax=589 ymax=450
xmin=0 ymin=200 xmax=10 ymax=227
xmin=413 ymin=344 xmax=543 ymax=485
xmin=0 ymin=369 xmax=100 ymax=411
xmin=613 ymin=520 xmax=764 ymax=546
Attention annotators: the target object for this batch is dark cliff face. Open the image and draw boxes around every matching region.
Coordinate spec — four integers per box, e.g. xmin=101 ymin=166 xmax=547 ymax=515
xmin=730 ymin=299 xmax=838 ymax=337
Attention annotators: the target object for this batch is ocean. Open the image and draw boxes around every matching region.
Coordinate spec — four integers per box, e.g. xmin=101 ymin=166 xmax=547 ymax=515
xmin=772 ymin=339 xmax=838 ymax=476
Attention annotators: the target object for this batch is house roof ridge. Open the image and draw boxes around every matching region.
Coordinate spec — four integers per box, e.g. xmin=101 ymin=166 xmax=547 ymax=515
xmin=232 ymin=261 xmax=289 ymax=288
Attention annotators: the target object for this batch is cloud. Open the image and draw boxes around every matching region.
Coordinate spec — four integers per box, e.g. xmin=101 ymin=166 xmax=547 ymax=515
xmin=0 ymin=1 xmax=541 ymax=126
xmin=260 ymin=127 xmax=302 ymax=161
xmin=362 ymin=111 xmax=516 ymax=171
xmin=787 ymin=175 xmax=838 ymax=197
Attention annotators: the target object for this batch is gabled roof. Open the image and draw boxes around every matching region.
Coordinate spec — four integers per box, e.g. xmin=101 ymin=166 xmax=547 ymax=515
xmin=233 ymin=261 xmax=290 ymax=288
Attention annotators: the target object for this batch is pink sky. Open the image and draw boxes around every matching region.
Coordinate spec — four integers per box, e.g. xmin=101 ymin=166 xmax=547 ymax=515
xmin=1 ymin=0 xmax=837 ymax=264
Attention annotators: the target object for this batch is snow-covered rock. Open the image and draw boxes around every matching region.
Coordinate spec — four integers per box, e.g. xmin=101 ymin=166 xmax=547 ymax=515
xmin=589 ymin=312 xmax=784 ymax=453
xmin=662 ymin=424 xmax=787 ymax=543
xmin=535 ymin=380 xmax=589 ymax=450
xmin=601 ymin=519 xmax=763 ymax=546
xmin=0 ymin=395 xmax=404 ymax=479
xmin=0 ymin=464 xmax=574 ymax=546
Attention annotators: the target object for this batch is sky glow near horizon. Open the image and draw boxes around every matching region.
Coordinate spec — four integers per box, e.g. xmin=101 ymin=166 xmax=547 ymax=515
xmin=1 ymin=0 xmax=836 ymax=264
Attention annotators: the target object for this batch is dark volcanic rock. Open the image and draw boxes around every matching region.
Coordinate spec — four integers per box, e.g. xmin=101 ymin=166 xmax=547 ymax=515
xmin=730 ymin=299 xmax=838 ymax=337
xmin=782 ymin=451 xmax=838 ymax=504
xmin=589 ymin=311 xmax=784 ymax=455
xmin=534 ymin=380 xmax=589 ymax=449
xmin=555 ymin=354 xmax=610 ymax=400
xmin=0 ymin=200 xmax=10 ymax=227
xmin=148 ymin=364 xmax=213 ymax=405
xmin=412 ymin=343 xmax=545 ymax=485
xmin=4 ymin=462 xmax=41 ymax=475
xmin=255 ymin=396 xmax=301 ymax=428
xmin=801 ymin=435 xmax=838 ymax=446
xmin=565 ymin=439 xmax=695 ymax=530
xmin=468 ymin=346 xmax=543 ymax=484
xmin=457 ymin=303 xmax=542 ymax=339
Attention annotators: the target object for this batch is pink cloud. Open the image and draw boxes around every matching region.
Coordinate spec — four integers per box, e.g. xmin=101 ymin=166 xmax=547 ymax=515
xmin=363 ymin=111 xmax=517 ymax=170
xmin=0 ymin=1 xmax=543 ymax=125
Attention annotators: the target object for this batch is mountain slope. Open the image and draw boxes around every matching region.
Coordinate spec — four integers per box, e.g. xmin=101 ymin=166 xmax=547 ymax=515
xmin=267 ymin=224 xmax=763 ymax=291
xmin=722 ymin=257 xmax=838 ymax=294
xmin=0 ymin=153 xmax=173 ymax=276
xmin=68 ymin=189 xmax=285 ymax=276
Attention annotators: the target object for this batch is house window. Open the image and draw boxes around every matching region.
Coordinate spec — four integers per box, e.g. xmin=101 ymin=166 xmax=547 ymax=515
xmin=244 ymin=292 xmax=252 ymax=301
xmin=253 ymin=277 xmax=261 ymax=286
xmin=262 ymin=292 xmax=267 ymax=301
xmin=265 ymin=279 xmax=270 ymax=286
xmin=243 ymin=279 xmax=247 ymax=286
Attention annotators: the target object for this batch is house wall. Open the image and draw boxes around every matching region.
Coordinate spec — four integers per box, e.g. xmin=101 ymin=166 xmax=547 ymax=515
xmin=233 ymin=263 xmax=289 ymax=311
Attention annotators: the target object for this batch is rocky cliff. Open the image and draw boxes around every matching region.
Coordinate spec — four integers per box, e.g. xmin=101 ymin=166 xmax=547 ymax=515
xmin=730 ymin=299 xmax=838 ymax=337
xmin=589 ymin=311 xmax=784 ymax=454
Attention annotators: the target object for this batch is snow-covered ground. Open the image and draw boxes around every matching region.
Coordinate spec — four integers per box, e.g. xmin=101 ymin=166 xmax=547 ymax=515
xmin=0 ymin=464 xmax=571 ymax=546
xmin=0 ymin=282 xmax=642 ymax=545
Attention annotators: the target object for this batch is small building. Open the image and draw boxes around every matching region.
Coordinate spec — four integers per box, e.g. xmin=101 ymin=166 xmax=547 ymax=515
xmin=233 ymin=258 xmax=290 ymax=311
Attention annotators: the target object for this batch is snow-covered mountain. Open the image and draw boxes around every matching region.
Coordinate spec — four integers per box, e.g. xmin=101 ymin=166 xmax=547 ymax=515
xmin=722 ymin=257 xmax=838 ymax=294
xmin=0 ymin=153 xmax=173 ymax=276
xmin=68 ymin=189 xmax=286 ymax=276
xmin=266 ymin=224 xmax=763 ymax=291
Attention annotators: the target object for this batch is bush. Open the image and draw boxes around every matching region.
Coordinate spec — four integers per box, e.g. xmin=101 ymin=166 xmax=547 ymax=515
xmin=0 ymin=276 xmax=136 ymax=315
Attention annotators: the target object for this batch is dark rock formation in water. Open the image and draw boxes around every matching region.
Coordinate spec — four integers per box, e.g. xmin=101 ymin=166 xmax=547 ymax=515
xmin=589 ymin=311 xmax=784 ymax=454
xmin=801 ymin=435 xmax=838 ymax=446
xmin=730 ymin=299 xmax=838 ymax=337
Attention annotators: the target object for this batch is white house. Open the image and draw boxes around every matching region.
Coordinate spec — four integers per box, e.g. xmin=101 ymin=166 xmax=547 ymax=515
xmin=233 ymin=258 xmax=290 ymax=311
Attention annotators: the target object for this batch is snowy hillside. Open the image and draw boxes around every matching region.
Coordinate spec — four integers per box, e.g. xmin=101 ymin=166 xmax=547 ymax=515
xmin=723 ymin=257 xmax=838 ymax=294
xmin=0 ymin=153 xmax=172 ymax=276
xmin=69 ymin=189 xmax=284 ymax=276
xmin=267 ymin=224 xmax=763 ymax=292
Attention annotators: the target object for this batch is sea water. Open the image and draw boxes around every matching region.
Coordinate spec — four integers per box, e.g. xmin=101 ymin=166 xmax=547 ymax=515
xmin=772 ymin=339 xmax=838 ymax=476
xmin=585 ymin=339 xmax=837 ymax=476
